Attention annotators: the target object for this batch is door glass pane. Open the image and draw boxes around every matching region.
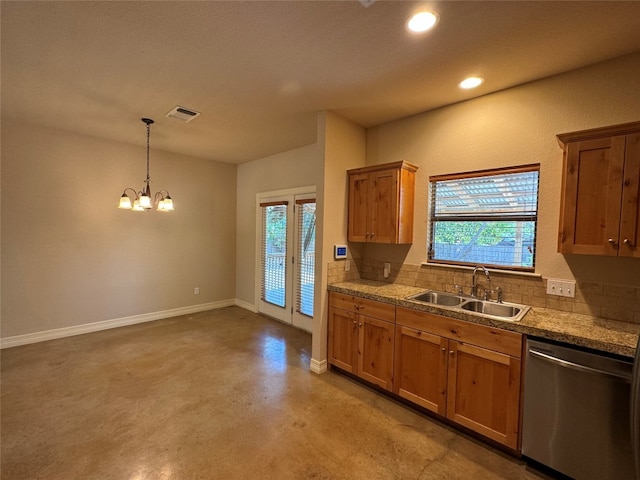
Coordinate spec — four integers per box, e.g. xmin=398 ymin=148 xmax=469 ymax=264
xmin=261 ymin=204 xmax=287 ymax=308
xmin=297 ymin=202 xmax=315 ymax=317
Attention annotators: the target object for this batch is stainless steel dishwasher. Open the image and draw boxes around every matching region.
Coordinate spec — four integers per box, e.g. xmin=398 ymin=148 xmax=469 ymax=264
xmin=522 ymin=337 xmax=635 ymax=480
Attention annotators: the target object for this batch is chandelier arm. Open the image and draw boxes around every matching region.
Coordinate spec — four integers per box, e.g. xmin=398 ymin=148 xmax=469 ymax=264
xmin=121 ymin=187 xmax=140 ymax=199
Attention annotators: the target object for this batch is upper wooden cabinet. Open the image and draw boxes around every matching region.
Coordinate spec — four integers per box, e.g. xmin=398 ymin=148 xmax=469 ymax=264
xmin=557 ymin=121 xmax=640 ymax=257
xmin=348 ymin=161 xmax=418 ymax=244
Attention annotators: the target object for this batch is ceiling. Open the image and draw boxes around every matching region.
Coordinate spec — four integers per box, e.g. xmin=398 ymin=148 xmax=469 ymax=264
xmin=2 ymin=1 xmax=640 ymax=165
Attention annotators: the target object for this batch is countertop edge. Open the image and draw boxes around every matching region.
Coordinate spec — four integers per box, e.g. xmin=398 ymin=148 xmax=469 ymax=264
xmin=328 ymin=281 xmax=639 ymax=358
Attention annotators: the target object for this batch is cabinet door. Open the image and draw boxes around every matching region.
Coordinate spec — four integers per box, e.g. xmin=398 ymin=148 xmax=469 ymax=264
xmin=370 ymin=168 xmax=399 ymax=243
xmin=559 ymin=136 xmax=626 ymax=255
xmin=348 ymin=172 xmax=370 ymax=242
xmin=620 ymin=133 xmax=640 ymax=258
xmin=328 ymin=307 xmax=358 ymax=373
xmin=394 ymin=325 xmax=448 ymax=415
xmin=446 ymin=341 xmax=521 ymax=449
xmin=358 ymin=315 xmax=394 ymax=390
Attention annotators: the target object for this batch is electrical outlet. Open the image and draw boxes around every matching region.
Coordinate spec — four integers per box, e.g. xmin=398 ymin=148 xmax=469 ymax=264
xmin=194 ymin=287 xmax=200 ymax=295
xmin=546 ymin=279 xmax=575 ymax=298
xmin=345 ymin=260 xmax=350 ymax=272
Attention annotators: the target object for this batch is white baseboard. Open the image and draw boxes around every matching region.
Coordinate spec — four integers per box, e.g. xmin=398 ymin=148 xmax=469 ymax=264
xmin=0 ymin=300 xmax=235 ymax=349
xmin=310 ymin=358 xmax=328 ymax=374
xmin=234 ymin=298 xmax=258 ymax=312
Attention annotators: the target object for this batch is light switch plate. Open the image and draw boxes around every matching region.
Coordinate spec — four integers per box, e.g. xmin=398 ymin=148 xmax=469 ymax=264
xmin=546 ymin=278 xmax=576 ymax=298
xmin=383 ymin=262 xmax=391 ymax=278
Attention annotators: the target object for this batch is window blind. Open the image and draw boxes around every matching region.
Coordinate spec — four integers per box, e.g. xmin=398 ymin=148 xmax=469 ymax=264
xmin=296 ymin=199 xmax=315 ymax=317
xmin=260 ymin=202 xmax=288 ymax=308
xmin=429 ymin=165 xmax=540 ymax=270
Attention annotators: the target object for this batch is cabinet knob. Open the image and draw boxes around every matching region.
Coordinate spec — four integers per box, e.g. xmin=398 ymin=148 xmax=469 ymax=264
xmin=624 ymin=238 xmax=635 ymax=247
xmin=608 ymin=238 xmax=618 ymax=247
xmin=449 ymin=350 xmax=454 ymax=355
xmin=441 ymin=347 xmax=446 ymax=352
xmin=358 ymin=322 xmax=362 ymax=327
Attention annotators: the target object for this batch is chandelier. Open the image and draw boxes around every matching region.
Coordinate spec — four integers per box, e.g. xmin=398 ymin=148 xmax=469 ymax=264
xmin=118 ymin=118 xmax=174 ymax=212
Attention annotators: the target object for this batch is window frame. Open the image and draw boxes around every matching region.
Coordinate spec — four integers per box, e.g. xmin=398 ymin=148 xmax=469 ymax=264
xmin=427 ymin=164 xmax=540 ymax=272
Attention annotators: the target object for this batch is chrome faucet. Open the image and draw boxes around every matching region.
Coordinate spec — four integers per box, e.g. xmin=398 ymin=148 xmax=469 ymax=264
xmin=471 ymin=266 xmax=490 ymax=298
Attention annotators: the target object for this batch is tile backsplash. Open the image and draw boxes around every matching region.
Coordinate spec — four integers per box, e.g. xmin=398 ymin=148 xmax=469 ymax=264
xmin=327 ymin=258 xmax=640 ymax=325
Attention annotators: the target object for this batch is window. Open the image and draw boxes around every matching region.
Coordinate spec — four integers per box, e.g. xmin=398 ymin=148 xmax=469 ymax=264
xmin=428 ymin=164 xmax=540 ymax=271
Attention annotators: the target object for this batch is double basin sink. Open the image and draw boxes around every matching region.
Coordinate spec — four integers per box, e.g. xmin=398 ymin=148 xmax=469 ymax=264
xmin=407 ymin=290 xmax=530 ymax=322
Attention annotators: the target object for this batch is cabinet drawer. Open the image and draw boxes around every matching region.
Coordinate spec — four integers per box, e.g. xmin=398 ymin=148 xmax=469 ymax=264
xmin=396 ymin=307 xmax=522 ymax=358
xmin=329 ymin=292 xmax=395 ymax=323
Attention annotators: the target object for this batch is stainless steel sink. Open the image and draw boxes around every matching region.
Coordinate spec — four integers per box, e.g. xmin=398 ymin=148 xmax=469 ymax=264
xmin=460 ymin=300 xmax=522 ymax=319
xmin=409 ymin=291 xmax=463 ymax=307
xmin=407 ymin=290 xmax=530 ymax=322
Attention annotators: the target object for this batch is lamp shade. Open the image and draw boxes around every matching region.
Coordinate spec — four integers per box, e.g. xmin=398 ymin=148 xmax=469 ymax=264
xmin=139 ymin=195 xmax=152 ymax=209
xmin=118 ymin=194 xmax=132 ymax=209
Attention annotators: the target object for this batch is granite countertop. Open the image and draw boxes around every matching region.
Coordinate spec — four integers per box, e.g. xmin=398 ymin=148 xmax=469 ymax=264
xmin=328 ymin=280 xmax=640 ymax=358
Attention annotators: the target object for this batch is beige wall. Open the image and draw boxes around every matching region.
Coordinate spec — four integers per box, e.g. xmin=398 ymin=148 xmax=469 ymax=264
xmin=1 ymin=121 xmax=237 ymax=338
xmin=235 ymin=142 xmax=322 ymax=308
xmin=313 ymin=111 xmax=365 ymax=363
xmin=365 ymin=52 xmax=640 ymax=287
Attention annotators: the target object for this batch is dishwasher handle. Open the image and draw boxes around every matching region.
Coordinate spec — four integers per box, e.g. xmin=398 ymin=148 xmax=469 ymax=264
xmin=528 ymin=348 xmax=631 ymax=383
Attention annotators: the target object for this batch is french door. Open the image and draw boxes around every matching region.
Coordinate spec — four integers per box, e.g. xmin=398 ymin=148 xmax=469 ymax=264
xmin=258 ymin=190 xmax=315 ymax=332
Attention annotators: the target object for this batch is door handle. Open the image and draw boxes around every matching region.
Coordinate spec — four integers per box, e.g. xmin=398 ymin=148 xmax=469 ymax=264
xmin=529 ymin=348 xmax=631 ymax=382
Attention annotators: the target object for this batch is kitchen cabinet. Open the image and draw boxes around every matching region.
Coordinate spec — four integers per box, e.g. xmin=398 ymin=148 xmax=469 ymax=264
xmin=328 ymin=292 xmax=395 ymax=390
xmin=557 ymin=121 xmax=640 ymax=257
xmin=395 ymin=307 xmax=522 ymax=450
xmin=347 ymin=161 xmax=418 ymax=244
xmin=394 ymin=324 xmax=448 ymax=415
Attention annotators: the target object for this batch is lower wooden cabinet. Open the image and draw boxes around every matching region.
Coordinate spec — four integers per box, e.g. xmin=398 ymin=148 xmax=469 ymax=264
xmin=446 ymin=340 xmax=521 ymax=449
xmin=328 ymin=306 xmax=358 ymax=373
xmin=394 ymin=325 xmax=448 ymax=415
xmin=328 ymin=292 xmax=523 ymax=450
xmin=357 ymin=315 xmax=395 ymax=389
xmin=394 ymin=307 xmax=522 ymax=450
xmin=328 ymin=292 xmax=395 ymax=391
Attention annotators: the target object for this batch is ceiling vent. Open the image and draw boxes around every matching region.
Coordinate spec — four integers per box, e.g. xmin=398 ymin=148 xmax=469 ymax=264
xmin=165 ymin=106 xmax=201 ymax=123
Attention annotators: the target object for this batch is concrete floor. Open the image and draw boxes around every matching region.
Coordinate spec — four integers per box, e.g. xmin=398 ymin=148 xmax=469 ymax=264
xmin=1 ymin=307 xmax=552 ymax=479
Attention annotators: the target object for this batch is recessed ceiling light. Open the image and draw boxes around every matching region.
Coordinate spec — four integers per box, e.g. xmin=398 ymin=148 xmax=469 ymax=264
xmin=407 ymin=11 xmax=438 ymax=33
xmin=459 ymin=76 xmax=485 ymax=89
